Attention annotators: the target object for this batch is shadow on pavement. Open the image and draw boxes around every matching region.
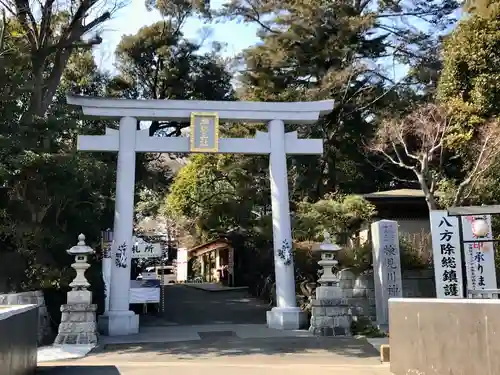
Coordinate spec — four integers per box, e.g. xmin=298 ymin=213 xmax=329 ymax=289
xmin=96 ymin=336 xmax=379 ymax=361
xmin=37 ymin=366 xmax=120 ymax=374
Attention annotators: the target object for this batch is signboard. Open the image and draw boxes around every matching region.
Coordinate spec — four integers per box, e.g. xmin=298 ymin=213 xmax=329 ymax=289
xmin=129 ymin=279 xmax=160 ymax=304
xmin=430 ymin=211 xmax=464 ymax=298
xmin=131 ymin=236 xmax=162 ymax=259
xmin=461 ymin=215 xmax=497 ymax=291
xmin=189 ymin=112 xmax=219 ymax=152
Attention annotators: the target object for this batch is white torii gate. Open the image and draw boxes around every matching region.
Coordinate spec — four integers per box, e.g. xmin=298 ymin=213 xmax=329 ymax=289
xmin=67 ymin=95 xmax=334 ymax=336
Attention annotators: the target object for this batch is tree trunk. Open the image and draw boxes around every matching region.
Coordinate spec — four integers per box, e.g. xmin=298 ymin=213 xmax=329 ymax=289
xmin=416 ymin=172 xmax=438 ymax=211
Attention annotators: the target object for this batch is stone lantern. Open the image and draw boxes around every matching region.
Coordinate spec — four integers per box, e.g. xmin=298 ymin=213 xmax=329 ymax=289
xmin=54 ymin=234 xmax=98 ymax=346
xmin=308 ymin=231 xmax=351 ymax=336
xmin=316 ymin=231 xmax=342 ymax=288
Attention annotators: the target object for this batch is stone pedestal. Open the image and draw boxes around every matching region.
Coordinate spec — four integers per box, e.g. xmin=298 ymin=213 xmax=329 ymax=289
xmin=98 ymin=311 xmax=139 ymax=336
xmin=267 ymin=307 xmax=308 ymax=330
xmin=309 ymin=287 xmax=352 ymax=336
xmin=54 ymin=303 xmax=98 ymax=345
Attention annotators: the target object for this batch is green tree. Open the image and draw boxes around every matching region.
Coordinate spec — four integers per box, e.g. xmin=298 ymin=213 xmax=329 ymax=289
xmin=164 ymin=130 xmax=271 ymax=242
xmin=110 ymin=0 xmax=234 ymax=221
xmin=437 ymin=2 xmax=500 ymax=146
xmin=0 ymin=45 xmax=116 ymax=292
xmin=1 ymin=0 xmax=118 ymax=123
xmin=293 ymin=194 xmax=376 ymax=243
xmin=216 ymin=0 xmax=460 ymax=197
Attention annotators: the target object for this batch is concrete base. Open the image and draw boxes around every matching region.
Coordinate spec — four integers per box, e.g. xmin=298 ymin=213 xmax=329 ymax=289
xmin=266 ymin=307 xmax=307 ymax=330
xmin=98 ymin=310 xmax=139 ymax=336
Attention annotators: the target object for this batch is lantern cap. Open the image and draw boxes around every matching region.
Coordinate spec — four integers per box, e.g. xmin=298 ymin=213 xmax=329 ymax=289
xmin=313 ymin=231 xmax=341 ymax=252
xmin=67 ymin=234 xmax=95 ymax=255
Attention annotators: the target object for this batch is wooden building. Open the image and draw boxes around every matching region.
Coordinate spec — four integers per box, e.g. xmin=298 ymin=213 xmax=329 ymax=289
xmin=187 ymin=237 xmax=235 ymax=286
xmin=360 ymin=189 xmax=431 ymax=242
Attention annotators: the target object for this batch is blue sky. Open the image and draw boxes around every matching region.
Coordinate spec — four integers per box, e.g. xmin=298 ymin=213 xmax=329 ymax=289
xmin=93 ymin=0 xmax=260 ymax=72
xmin=92 ymin=0 xmax=461 ymax=81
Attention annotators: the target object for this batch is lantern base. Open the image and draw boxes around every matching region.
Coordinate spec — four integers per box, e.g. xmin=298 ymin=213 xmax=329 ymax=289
xmin=266 ymin=307 xmax=308 ymax=330
xmin=54 ymin=303 xmax=98 ymax=346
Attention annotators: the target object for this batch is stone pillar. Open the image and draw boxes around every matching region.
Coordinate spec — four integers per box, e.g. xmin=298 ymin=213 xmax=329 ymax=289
xmin=309 ymin=232 xmax=352 ymax=336
xmin=266 ymin=119 xmax=306 ymax=330
xmin=54 ymin=234 xmax=98 ymax=346
xmin=99 ymin=116 xmax=139 ymax=336
xmin=371 ymin=220 xmax=403 ymax=331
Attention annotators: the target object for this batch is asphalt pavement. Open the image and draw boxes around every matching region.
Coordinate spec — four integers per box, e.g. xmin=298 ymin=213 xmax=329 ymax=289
xmin=37 ymin=285 xmax=391 ymax=375
xmin=143 ymin=284 xmax=269 ymax=326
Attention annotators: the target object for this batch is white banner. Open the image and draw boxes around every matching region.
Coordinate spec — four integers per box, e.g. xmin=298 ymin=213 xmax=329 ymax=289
xmin=131 ymin=236 xmax=162 ymax=258
xmin=461 ymin=215 xmax=497 ymax=291
xmin=430 ymin=211 xmax=464 ymax=298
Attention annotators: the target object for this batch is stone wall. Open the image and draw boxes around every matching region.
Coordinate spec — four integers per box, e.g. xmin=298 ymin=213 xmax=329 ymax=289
xmin=389 ymin=298 xmax=500 ymax=375
xmin=0 ymin=305 xmax=38 ymax=375
xmin=338 ymin=268 xmax=436 ymax=322
xmin=0 ymin=290 xmax=52 ymax=345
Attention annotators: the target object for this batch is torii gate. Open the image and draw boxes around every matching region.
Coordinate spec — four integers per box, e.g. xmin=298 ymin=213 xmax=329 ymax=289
xmin=67 ymin=95 xmax=334 ymax=336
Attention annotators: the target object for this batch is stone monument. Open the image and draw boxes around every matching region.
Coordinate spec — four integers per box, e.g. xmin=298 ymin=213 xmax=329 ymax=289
xmin=371 ymin=220 xmax=402 ymax=332
xmin=309 ymin=231 xmax=352 ymax=336
xmin=54 ymin=234 xmax=98 ymax=346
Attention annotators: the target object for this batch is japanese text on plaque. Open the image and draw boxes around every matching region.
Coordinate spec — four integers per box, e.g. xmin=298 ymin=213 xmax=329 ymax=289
xmin=438 ymin=217 xmax=460 ymax=296
xmin=190 ymin=113 xmax=219 ymax=152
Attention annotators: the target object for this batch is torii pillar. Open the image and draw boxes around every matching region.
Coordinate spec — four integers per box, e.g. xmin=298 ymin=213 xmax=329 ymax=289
xmin=67 ymin=95 xmax=334 ymax=335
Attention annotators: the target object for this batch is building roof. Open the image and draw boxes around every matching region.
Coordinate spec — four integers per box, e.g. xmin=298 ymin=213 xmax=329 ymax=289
xmin=363 ymin=189 xmax=426 ymax=199
xmin=187 ymin=237 xmax=232 ymax=258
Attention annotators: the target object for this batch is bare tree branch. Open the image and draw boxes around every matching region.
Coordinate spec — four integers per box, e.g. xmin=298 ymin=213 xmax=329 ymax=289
xmin=366 ymin=104 xmax=450 ymax=210
xmin=368 ymin=103 xmax=500 ymax=210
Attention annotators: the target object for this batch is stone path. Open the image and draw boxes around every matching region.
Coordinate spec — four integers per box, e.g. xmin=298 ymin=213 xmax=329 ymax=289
xmin=38 ymin=336 xmax=391 ymax=375
xmin=37 ymin=285 xmax=391 ymax=374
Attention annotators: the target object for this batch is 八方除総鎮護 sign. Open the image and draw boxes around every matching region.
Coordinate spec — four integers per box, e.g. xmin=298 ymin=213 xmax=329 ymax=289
xmin=190 ymin=112 xmax=219 ymax=152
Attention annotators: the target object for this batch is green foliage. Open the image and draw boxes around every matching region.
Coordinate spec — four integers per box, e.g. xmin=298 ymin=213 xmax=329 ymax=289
xmin=438 ymin=4 xmax=500 ymax=146
xmin=294 ymin=195 xmax=377 ymax=243
xmin=337 ymin=243 xmax=373 ymax=272
xmin=351 ymin=316 xmax=387 ymax=337
xmin=114 ymin=21 xmax=234 ymax=103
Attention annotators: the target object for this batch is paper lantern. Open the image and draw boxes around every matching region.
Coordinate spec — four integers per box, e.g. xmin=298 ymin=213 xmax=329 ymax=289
xmin=472 ymin=218 xmax=489 ymax=238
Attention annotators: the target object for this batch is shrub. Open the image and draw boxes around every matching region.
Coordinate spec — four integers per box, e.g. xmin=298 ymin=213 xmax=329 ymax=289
xmin=399 ymin=231 xmax=433 ymax=269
